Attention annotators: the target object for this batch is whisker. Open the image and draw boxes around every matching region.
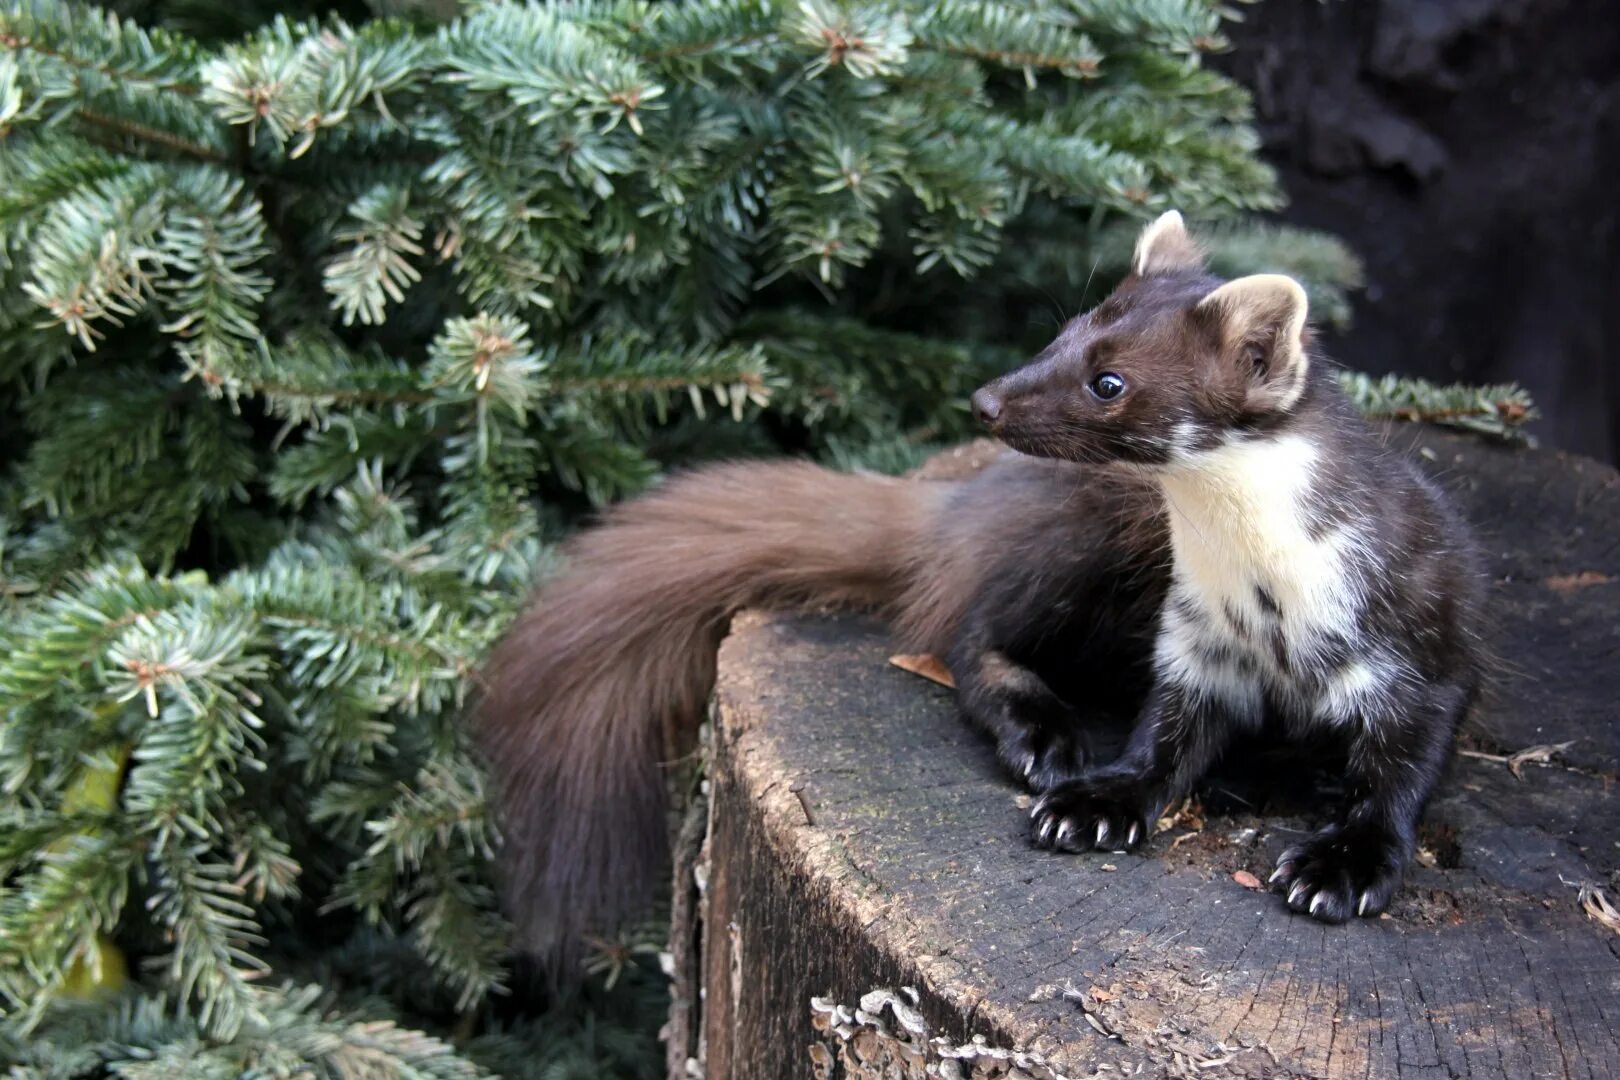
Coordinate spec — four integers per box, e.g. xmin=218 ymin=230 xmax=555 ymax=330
xmin=1156 ymin=484 xmax=1210 ymax=549
xmin=1080 ymin=253 xmax=1103 ymax=307
xmin=1017 ymin=273 xmax=1069 ymax=330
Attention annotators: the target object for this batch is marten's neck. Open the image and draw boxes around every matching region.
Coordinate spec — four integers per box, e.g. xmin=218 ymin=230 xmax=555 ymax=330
xmin=1155 ymin=427 xmax=1372 ymax=686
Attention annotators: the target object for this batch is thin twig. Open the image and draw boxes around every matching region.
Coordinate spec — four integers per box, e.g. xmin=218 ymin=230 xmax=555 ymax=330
xmin=1455 ymin=740 xmax=1576 ymax=779
xmin=0 ymin=31 xmax=201 ymax=94
xmin=76 ymin=108 xmax=227 ymax=164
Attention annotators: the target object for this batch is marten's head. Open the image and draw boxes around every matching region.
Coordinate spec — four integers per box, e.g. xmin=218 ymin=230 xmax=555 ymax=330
xmin=971 ymin=211 xmax=1317 ymax=466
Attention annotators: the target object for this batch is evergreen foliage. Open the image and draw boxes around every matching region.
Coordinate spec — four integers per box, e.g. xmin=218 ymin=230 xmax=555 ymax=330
xmin=0 ymin=0 xmax=1526 ymax=1072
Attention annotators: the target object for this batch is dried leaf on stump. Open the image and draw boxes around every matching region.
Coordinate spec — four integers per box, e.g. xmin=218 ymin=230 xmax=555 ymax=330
xmin=889 ymin=654 xmax=956 ymax=689
xmin=1232 ymin=870 xmax=1263 ymax=891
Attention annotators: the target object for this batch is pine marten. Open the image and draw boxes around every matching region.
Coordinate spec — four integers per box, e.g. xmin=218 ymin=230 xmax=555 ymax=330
xmin=477 ymin=211 xmax=1485 ymax=960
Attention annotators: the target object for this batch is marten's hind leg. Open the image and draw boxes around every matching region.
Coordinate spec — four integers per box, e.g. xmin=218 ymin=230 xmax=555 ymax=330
xmin=950 ymin=644 xmax=1088 ymax=792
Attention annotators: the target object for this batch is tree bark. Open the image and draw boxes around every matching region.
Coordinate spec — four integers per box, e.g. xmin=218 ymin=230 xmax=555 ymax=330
xmin=670 ymin=426 xmax=1620 ymax=1079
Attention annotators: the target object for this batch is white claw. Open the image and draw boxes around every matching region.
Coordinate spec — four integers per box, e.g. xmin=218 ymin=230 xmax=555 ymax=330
xmin=1357 ymin=892 xmax=1371 ymax=917
xmin=1095 ymin=821 xmax=1110 ymax=846
xmin=1021 ymin=752 xmax=1037 ymax=777
xmin=1038 ymin=816 xmax=1056 ymax=843
xmin=1288 ymin=881 xmax=1309 ymax=907
xmin=1030 ymin=796 xmax=1049 ymax=819
xmin=1126 ymin=822 xmax=1141 ymax=847
xmin=1309 ymin=892 xmax=1329 ymax=917
xmin=1055 ymin=821 xmax=1074 ymax=846
xmin=1269 ymin=865 xmax=1289 ymax=885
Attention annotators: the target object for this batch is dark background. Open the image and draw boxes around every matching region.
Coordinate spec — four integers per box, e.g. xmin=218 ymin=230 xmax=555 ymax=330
xmin=1218 ymin=0 xmax=1620 ymax=463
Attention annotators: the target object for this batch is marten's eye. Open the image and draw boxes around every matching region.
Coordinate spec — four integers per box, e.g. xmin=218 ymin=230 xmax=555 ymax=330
xmin=1089 ymin=372 xmax=1127 ymax=401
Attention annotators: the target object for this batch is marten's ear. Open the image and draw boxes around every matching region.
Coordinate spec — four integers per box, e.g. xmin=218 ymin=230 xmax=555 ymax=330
xmin=1132 ymin=210 xmax=1204 ymax=276
xmin=1196 ymin=274 xmax=1311 ymax=412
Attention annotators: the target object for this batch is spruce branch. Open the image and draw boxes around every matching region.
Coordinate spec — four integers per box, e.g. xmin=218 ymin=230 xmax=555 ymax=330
xmin=74 ymin=106 xmax=228 ymax=162
xmin=244 ymin=338 xmax=431 ymax=430
xmin=0 ymin=560 xmax=195 ymax=711
xmin=437 ymin=473 xmax=546 ymax=589
xmin=913 ymin=1 xmax=1101 ymax=78
xmin=913 ymin=105 xmax=1152 ymax=218
xmin=251 ymin=377 xmax=432 ymax=410
xmin=425 ymin=312 xmax=543 ymax=417
xmin=323 ymin=182 xmax=425 ymax=327
xmin=1339 ymin=371 xmax=1538 ymax=442
xmin=9 ymin=982 xmax=494 ymax=1076
xmin=628 ymin=0 xmax=776 ymax=66
xmin=266 ymin=410 xmax=440 ymax=505
xmin=0 ymin=0 xmax=205 ymax=95
xmin=158 ymin=170 xmax=273 ymax=387
xmin=199 ymin=14 xmax=424 ymax=158
xmin=438 ymin=3 xmax=664 ymax=134
xmin=403 ymin=869 xmax=511 ymax=1012
xmin=0 ymin=830 xmax=138 ymax=1031
xmin=418 ymin=113 xmax=573 ymax=315
xmin=0 ymin=0 xmax=1419 ymax=1067
xmin=15 ymin=370 xmax=256 ymax=563
xmin=104 ymin=600 xmax=265 ymax=725
xmin=539 ymin=334 xmax=771 ymax=418
xmin=227 ymin=814 xmax=301 ymax=903
xmin=1055 ymin=0 xmax=1227 ymax=55
xmin=3 ymin=1 xmax=229 ymax=168
xmin=19 ymin=168 xmax=167 ymax=348
xmin=0 ymin=136 xmax=131 ymax=222
xmin=327 ymin=756 xmax=509 ymax=1011
xmin=0 ymin=48 xmax=24 ymax=125
xmin=790 ymin=0 xmax=913 ymax=81
xmin=540 ymin=424 xmax=660 ymax=505
xmin=264 ymin=604 xmax=469 ymax=698
xmin=146 ymin=841 xmax=271 ymax=1040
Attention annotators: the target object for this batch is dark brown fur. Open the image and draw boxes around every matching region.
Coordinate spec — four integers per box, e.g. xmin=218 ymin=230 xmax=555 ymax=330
xmin=477 ymin=462 xmax=940 ymax=959
xmin=477 ymin=212 xmax=1484 ymax=958
xmin=476 ymin=450 xmax=1170 ymax=961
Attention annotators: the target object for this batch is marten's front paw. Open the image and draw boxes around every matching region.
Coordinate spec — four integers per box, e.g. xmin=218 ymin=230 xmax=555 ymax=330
xmin=999 ymin=728 xmax=1086 ymax=793
xmin=1028 ymin=778 xmax=1151 ymax=854
xmin=1269 ymin=824 xmax=1404 ymax=923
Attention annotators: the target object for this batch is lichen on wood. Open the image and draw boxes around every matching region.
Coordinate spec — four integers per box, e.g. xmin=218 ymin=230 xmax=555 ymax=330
xmin=809 ymin=988 xmax=1074 ymax=1080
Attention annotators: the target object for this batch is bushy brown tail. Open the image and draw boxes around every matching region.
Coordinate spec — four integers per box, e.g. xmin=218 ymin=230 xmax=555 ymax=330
xmin=475 ymin=461 xmax=937 ymax=964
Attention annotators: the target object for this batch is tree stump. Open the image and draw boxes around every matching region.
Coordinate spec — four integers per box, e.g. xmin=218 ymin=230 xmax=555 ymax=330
xmin=667 ymin=426 xmax=1620 ymax=1079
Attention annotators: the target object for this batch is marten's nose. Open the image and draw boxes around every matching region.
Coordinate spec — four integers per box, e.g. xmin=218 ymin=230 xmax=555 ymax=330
xmin=971 ymin=387 xmax=1002 ymax=428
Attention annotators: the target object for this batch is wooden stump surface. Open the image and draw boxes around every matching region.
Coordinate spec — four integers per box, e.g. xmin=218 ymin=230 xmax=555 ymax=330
xmin=675 ymin=426 xmax=1620 ymax=1080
